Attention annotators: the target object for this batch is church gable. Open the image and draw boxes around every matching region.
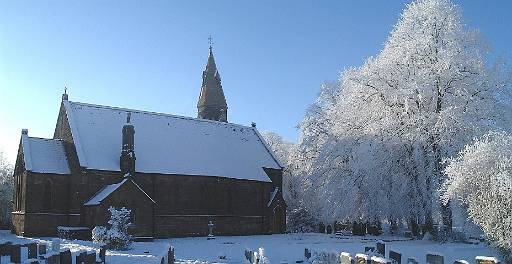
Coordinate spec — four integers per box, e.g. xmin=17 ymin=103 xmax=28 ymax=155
xmin=84 ymin=178 xmax=155 ymax=206
xmin=62 ymin=101 xmax=281 ymax=182
xmin=20 ymin=130 xmax=70 ymax=175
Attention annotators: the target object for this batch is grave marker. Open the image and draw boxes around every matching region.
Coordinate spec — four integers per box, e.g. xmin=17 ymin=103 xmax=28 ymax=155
xmin=10 ymin=243 xmax=21 ymax=264
xmin=356 ymin=253 xmax=370 ymax=264
xmin=475 ymin=256 xmax=500 ymax=264
xmin=406 ymin=258 xmax=418 ymax=264
xmin=50 ymin=239 xmax=60 ymax=253
xmin=59 ymin=249 xmax=71 ymax=264
xmin=376 ymin=242 xmax=385 ymax=257
xmin=38 ymin=243 xmax=47 ymax=258
xmin=426 ymin=253 xmax=444 ymax=264
xmin=389 ymin=251 xmax=401 ymax=264
xmin=340 ymin=252 xmax=352 ymax=264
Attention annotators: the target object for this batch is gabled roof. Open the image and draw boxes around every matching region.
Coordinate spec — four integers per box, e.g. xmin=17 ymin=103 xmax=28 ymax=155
xmin=63 ymin=101 xmax=282 ymax=182
xmin=84 ymin=178 xmax=156 ymax=206
xmin=21 ymin=134 xmax=70 ymax=175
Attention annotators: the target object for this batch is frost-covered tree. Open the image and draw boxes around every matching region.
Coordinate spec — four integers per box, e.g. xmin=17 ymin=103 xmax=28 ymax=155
xmin=92 ymin=207 xmax=132 ymax=249
xmin=0 ymin=151 xmax=13 ymax=228
xmin=443 ymin=132 xmax=512 ymax=260
xmin=297 ymin=0 xmax=511 ymax=234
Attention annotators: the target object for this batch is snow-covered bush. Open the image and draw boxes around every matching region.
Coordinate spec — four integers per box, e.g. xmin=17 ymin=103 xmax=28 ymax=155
xmin=92 ymin=207 xmax=132 ymax=250
xmin=443 ymin=132 xmax=512 ymax=260
xmin=0 ymin=151 xmax=13 ymax=228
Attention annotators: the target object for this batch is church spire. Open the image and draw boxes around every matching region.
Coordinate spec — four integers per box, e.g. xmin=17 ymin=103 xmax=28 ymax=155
xmin=197 ymin=40 xmax=228 ymax=122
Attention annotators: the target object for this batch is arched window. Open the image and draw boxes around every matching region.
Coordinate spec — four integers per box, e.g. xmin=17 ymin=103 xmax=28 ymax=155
xmin=43 ymin=179 xmax=53 ymax=212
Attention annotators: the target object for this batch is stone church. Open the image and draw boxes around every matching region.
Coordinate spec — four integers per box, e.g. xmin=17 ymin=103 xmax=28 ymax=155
xmin=11 ymin=46 xmax=286 ymax=238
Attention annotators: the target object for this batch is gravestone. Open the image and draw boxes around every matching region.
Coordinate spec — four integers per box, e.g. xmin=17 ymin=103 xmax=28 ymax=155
xmin=304 ymin=248 xmax=311 ymax=259
xmin=51 ymin=239 xmax=60 ymax=252
xmin=356 ymin=254 xmax=369 ymax=264
xmin=406 ymin=258 xmax=419 ymax=264
xmin=365 ymin=247 xmax=375 ymax=254
xmin=86 ymin=251 xmax=96 ymax=263
xmin=99 ymin=246 xmax=106 ymax=263
xmin=340 ymin=252 xmax=352 ymax=264
xmin=453 ymin=260 xmax=469 ymax=264
xmin=0 ymin=242 xmax=11 ymax=256
xmin=389 ymin=251 xmax=401 ymax=264
xmin=38 ymin=243 xmax=47 ymax=258
xmin=10 ymin=244 xmax=21 ymax=264
xmin=75 ymin=250 xmax=87 ymax=264
xmin=45 ymin=252 xmax=60 ymax=264
xmin=25 ymin=259 xmax=39 ymax=264
xmin=404 ymin=231 xmax=413 ymax=239
xmin=25 ymin=243 xmax=37 ymax=260
xmin=371 ymin=256 xmax=388 ymax=264
xmin=326 ymin=225 xmax=333 ymax=234
xmin=475 ymin=256 xmax=500 ymax=264
xmin=376 ymin=242 xmax=385 ymax=257
xmin=59 ymin=249 xmax=71 ymax=264
xmin=167 ymin=246 xmax=174 ymax=264
xmin=160 ymin=256 xmax=165 ymax=264
xmin=426 ymin=253 xmax=444 ymax=264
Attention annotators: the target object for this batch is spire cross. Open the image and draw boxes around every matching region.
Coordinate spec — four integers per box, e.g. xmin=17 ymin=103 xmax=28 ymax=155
xmin=64 ymin=85 xmax=67 ymax=94
xmin=208 ymin=35 xmax=214 ymax=47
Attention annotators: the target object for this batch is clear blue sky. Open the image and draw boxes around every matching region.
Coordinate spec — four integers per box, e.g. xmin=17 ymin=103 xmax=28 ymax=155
xmin=1 ymin=0 xmax=511 ymax=163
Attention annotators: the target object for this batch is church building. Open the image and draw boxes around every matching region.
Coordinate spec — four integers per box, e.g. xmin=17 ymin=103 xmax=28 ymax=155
xmin=11 ymin=46 xmax=286 ymax=238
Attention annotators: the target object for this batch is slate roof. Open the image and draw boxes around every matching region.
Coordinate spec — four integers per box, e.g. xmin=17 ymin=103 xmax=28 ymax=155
xmin=21 ymin=134 xmax=71 ymax=175
xmin=63 ymin=101 xmax=282 ymax=182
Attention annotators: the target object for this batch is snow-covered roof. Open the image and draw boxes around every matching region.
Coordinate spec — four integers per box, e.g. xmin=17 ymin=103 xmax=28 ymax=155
xmin=84 ymin=178 xmax=156 ymax=206
xmin=21 ymin=134 xmax=70 ymax=175
xmin=64 ymin=101 xmax=281 ymax=182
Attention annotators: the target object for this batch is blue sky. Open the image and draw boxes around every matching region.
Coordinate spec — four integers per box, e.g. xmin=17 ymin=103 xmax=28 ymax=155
xmin=1 ymin=0 xmax=511 ymax=163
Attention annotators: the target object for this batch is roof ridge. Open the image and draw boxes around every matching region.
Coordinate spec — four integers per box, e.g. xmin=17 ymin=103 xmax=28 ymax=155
xmin=27 ymin=136 xmax=64 ymax=142
xmin=68 ymin=100 xmax=250 ymax=129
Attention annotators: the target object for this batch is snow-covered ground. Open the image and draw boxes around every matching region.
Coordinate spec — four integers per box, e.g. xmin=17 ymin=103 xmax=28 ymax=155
xmin=0 ymin=231 xmax=500 ymax=263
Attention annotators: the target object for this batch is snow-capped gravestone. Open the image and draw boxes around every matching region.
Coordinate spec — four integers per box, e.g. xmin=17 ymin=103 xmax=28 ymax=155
xmin=371 ymin=256 xmax=389 ymax=264
xmin=426 ymin=253 xmax=444 ymax=264
xmin=51 ymin=238 xmax=60 ymax=252
xmin=340 ymin=252 xmax=352 ymax=264
xmin=59 ymin=249 xmax=72 ymax=264
xmin=355 ymin=253 xmax=369 ymax=264
xmin=475 ymin=256 xmax=500 ymax=264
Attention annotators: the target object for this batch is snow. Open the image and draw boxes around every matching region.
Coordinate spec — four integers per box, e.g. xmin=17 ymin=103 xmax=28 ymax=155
xmin=267 ymin=187 xmax=278 ymax=207
xmin=0 ymin=232 xmax=501 ymax=264
xmin=63 ymin=101 xmax=281 ymax=182
xmin=21 ymin=134 xmax=70 ymax=174
xmin=84 ymin=179 xmax=127 ymax=206
xmin=84 ymin=178 xmax=156 ymax=206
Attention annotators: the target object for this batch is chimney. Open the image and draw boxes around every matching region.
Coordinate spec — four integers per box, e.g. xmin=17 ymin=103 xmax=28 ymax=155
xmin=120 ymin=112 xmax=136 ymax=176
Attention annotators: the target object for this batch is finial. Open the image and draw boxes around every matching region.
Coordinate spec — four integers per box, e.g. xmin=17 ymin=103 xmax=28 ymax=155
xmin=21 ymin=129 xmax=28 ymax=135
xmin=62 ymin=85 xmax=69 ymax=101
xmin=208 ymin=35 xmax=214 ymax=50
xmin=126 ymin=112 xmax=131 ymax=124
xmin=251 ymin=122 xmax=256 ymax=128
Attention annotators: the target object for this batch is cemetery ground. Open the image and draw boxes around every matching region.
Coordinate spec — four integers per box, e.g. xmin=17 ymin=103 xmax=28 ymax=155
xmin=0 ymin=230 xmax=501 ymax=264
